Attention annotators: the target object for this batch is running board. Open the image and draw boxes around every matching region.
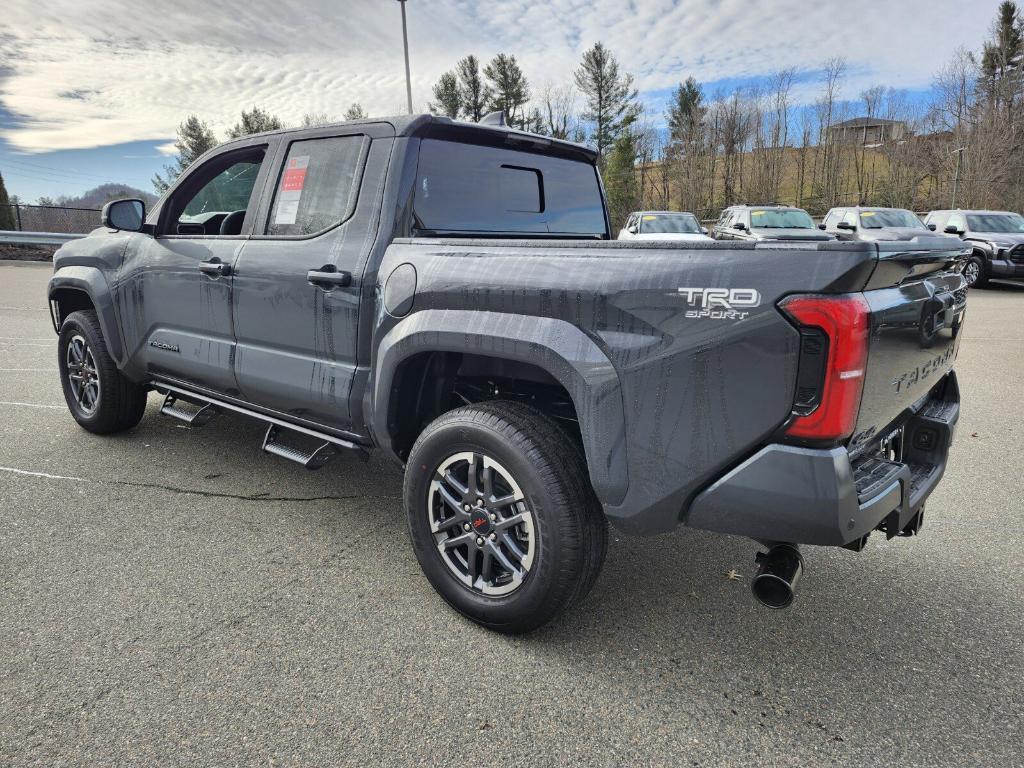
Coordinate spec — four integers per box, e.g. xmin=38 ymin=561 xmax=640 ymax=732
xmin=160 ymin=392 xmax=218 ymax=427
xmin=152 ymin=381 xmax=370 ymax=464
xmin=262 ymin=425 xmax=340 ymax=470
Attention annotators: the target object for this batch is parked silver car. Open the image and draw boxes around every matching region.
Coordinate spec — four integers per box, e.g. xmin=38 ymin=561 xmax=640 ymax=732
xmin=618 ymin=211 xmax=712 ymax=241
xmin=820 ymin=206 xmax=938 ymax=242
xmin=712 ymin=205 xmax=833 ymax=242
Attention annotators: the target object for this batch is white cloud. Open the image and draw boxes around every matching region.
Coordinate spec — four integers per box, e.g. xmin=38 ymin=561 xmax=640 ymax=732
xmin=0 ymin=0 xmax=998 ymax=152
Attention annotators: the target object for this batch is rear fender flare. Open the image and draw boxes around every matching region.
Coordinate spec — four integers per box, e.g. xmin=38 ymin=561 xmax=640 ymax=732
xmin=371 ymin=309 xmax=628 ymax=505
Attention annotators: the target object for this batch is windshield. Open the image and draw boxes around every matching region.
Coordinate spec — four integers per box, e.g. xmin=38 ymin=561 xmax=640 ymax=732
xmin=750 ymin=209 xmax=815 ymax=229
xmin=859 ymin=209 xmax=925 ymax=229
xmin=639 ymin=213 xmax=701 ymax=234
xmin=965 ymin=213 xmax=1024 ymax=233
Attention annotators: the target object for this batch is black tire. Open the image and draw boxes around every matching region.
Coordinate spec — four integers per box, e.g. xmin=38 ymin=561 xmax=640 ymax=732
xmin=965 ymin=255 xmax=989 ymax=288
xmin=404 ymin=401 xmax=607 ymax=634
xmin=58 ymin=310 xmax=147 ymax=434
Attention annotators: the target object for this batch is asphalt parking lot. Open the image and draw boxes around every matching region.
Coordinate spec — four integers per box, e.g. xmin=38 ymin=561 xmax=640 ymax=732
xmin=1 ymin=259 xmax=1022 ymax=766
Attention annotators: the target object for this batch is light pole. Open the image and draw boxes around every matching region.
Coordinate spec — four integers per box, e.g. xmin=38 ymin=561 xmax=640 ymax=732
xmin=397 ymin=0 xmax=413 ymax=115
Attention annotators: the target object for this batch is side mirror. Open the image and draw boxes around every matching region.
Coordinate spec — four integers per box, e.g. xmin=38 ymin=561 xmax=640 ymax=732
xmin=926 ymin=223 xmax=937 ymax=231
xmin=837 ymin=221 xmax=856 ymax=231
xmin=817 ymin=223 xmax=826 ymax=230
xmin=701 ymin=227 xmax=709 ymax=234
xmin=944 ymin=224 xmax=963 ymax=235
xmin=628 ymin=225 xmax=639 ymax=234
xmin=101 ymin=199 xmax=145 ymax=232
xmin=734 ymin=222 xmax=746 ymax=231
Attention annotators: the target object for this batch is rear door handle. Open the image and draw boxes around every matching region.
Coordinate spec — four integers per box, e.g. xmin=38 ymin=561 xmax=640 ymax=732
xmin=306 ymin=267 xmax=352 ymax=288
xmin=199 ymin=259 xmax=231 ymax=277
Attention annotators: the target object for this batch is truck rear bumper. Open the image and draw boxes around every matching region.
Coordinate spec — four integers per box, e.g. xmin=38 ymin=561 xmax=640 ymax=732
xmin=685 ymin=373 xmax=960 ymax=547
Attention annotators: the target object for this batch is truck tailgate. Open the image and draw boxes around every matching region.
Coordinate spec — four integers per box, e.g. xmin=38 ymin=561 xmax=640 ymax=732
xmin=850 ymin=240 xmax=967 ymax=456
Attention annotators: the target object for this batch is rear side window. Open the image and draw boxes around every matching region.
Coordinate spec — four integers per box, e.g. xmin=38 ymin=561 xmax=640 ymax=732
xmin=267 ymin=135 xmax=365 ymax=236
xmin=414 ymin=139 xmax=606 ymax=236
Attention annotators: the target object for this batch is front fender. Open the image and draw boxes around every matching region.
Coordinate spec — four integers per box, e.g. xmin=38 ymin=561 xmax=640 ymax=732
xmin=371 ymin=309 xmax=628 ymax=505
xmin=48 ymin=266 xmax=125 ymax=365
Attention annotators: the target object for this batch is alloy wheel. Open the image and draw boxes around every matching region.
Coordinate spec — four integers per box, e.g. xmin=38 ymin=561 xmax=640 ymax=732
xmin=427 ymin=451 xmax=536 ymax=596
xmin=963 ymin=259 xmax=980 ymax=286
xmin=66 ymin=334 xmax=101 ymax=414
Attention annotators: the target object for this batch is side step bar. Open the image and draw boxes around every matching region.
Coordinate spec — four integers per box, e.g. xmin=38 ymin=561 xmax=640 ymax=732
xmin=160 ymin=392 xmax=219 ymax=427
xmin=153 ymin=381 xmax=370 ymax=468
xmin=262 ymin=425 xmax=339 ymax=470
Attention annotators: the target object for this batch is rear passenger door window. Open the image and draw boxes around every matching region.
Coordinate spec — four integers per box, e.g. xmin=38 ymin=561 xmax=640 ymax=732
xmin=267 ymin=135 xmax=366 ymax=237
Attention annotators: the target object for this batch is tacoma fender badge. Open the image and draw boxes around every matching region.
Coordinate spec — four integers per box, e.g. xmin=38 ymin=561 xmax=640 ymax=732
xmin=150 ymin=340 xmax=180 ymax=353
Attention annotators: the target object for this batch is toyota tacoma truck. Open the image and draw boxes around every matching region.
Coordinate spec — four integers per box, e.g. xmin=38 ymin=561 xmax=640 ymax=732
xmin=48 ymin=114 xmax=966 ymax=632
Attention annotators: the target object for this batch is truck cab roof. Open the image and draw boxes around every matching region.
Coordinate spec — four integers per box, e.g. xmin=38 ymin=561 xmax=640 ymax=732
xmin=218 ymin=113 xmax=599 ymax=163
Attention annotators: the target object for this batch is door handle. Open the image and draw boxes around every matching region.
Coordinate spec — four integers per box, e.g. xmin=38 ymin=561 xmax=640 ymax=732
xmin=306 ymin=267 xmax=352 ymax=288
xmin=199 ymin=259 xmax=231 ymax=277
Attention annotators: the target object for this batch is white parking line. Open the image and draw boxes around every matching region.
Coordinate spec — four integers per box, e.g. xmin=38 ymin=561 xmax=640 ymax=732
xmin=0 ymin=368 xmax=57 ymax=372
xmin=0 ymin=401 xmax=64 ymax=409
xmin=0 ymin=336 xmax=54 ymax=341
xmin=0 ymin=342 xmax=55 ymax=347
xmin=0 ymin=466 xmax=84 ymax=482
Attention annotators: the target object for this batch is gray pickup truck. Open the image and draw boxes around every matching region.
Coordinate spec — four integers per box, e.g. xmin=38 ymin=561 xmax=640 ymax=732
xmin=48 ymin=115 xmax=966 ymax=632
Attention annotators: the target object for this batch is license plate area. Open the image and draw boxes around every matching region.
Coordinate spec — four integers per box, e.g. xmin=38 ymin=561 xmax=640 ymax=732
xmin=880 ymin=425 xmax=905 ymax=462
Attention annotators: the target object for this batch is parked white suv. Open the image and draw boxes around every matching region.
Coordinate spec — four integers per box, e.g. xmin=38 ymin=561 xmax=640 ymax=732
xmin=618 ymin=211 xmax=711 ymax=241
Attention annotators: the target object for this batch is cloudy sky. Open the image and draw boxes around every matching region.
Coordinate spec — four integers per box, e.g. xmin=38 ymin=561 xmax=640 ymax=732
xmin=0 ymin=0 xmax=998 ymax=202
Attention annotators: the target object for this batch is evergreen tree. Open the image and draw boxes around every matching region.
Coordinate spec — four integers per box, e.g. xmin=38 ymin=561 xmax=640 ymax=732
xmin=666 ymin=77 xmax=705 ymax=145
xmin=602 ymin=131 xmax=640 ymax=230
xmin=980 ymin=0 xmax=1024 ymax=114
xmin=456 ymin=55 xmax=490 ymax=122
xmin=152 ymin=115 xmax=218 ymax=193
xmin=484 ymin=53 xmax=531 ymax=127
xmin=225 ymin=106 xmax=284 ymax=140
xmin=574 ymin=42 xmax=641 ymax=161
xmin=430 ymin=71 xmax=462 ymax=118
xmin=0 ymin=173 xmax=15 ymax=230
xmin=344 ymin=103 xmax=367 ymax=120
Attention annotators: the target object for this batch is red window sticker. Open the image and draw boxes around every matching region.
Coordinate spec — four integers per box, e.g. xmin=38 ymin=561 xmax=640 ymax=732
xmin=281 ymin=155 xmax=309 ymax=192
xmin=274 ymin=155 xmax=310 ymax=225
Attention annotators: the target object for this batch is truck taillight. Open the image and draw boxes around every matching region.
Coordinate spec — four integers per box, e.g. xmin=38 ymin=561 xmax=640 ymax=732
xmin=780 ymin=293 xmax=870 ymax=442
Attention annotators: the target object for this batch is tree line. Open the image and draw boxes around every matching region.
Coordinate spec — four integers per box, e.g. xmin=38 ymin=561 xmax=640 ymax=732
xmin=425 ymin=5 xmax=1024 ymax=227
xmin=147 ymin=2 xmax=1024 ymax=230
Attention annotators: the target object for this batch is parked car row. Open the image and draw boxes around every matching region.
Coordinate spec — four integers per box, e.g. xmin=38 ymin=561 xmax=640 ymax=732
xmin=619 ymin=204 xmax=1024 ymax=287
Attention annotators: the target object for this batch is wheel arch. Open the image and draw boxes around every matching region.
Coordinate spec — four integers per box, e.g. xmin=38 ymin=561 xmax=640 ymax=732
xmin=370 ymin=310 xmax=628 ymax=505
xmin=48 ymin=266 xmax=125 ymax=364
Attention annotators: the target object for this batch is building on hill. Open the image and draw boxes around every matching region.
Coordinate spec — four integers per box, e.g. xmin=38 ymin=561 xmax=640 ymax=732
xmin=827 ymin=117 xmax=907 ymax=147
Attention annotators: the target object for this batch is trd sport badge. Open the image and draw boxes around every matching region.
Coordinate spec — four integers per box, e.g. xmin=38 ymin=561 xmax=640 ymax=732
xmin=677 ymin=287 xmax=761 ymax=320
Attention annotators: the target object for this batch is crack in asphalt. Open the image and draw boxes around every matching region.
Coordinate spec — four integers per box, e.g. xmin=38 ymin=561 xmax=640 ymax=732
xmin=109 ymin=478 xmax=396 ymax=503
xmin=0 ymin=465 xmax=398 ymax=503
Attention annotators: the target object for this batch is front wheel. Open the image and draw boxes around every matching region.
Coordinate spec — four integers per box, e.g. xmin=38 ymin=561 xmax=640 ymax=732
xmin=404 ymin=401 xmax=607 ymax=634
xmin=963 ymin=255 xmax=989 ymax=288
xmin=58 ymin=310 xmax=148 ymax=434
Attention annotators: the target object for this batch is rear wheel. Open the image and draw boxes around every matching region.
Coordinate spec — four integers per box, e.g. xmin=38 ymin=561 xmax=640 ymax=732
xmin=58 ymin=310 xmax=147 ymax=434
xmin=404 ymin=401 xmax=607 ymax=633
xmin=963 ymin=255 xmax=989 ymax=288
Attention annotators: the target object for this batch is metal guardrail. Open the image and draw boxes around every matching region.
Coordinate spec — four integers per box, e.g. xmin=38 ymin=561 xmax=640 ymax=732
xmin=0 ymin=231 xmax=85 ymax=246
